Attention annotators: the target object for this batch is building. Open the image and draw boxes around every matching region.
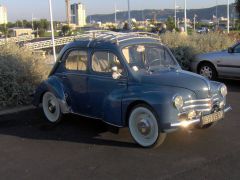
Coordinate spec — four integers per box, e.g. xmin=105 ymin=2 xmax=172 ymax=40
xmin=71 ymin=2 xmax=86 ymax=27
xmin=8 ymin=28 xmax=33 ymax=37
xmin=0 ymin=5 xmax=7 ymax=24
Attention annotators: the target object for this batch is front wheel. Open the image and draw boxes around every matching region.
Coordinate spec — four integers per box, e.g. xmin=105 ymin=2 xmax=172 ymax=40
xmin=42 ymin=91 xmax=62 ymax=124
xmin=198 ymin=63 xmax=217 ymax=80
xmin=128 ymin=105 xmax=166 ymax=148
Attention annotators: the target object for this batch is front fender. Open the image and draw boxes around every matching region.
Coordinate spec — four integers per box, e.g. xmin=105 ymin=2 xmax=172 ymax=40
xmin=32 ymin=76 xmax=70 ymax=114
xmin=121 ymin=85 xmax=195 ymax=129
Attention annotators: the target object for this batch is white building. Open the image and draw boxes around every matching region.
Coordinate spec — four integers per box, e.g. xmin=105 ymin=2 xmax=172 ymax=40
xmin=0 ymin=5 xmax=7 ymax=24
xmin=71 ymin=2 xmax=86 ymax=27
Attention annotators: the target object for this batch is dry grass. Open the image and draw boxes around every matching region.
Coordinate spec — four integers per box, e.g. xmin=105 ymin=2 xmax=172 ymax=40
xmin=161 ymin=32 xmax=236 ymax=70
xmin=0 ymin=43 xmax=50 ymax=108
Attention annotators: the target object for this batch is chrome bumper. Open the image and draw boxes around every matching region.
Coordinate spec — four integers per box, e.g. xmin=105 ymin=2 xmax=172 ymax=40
xmin=170 ymin=105 xmax=232 ymax=127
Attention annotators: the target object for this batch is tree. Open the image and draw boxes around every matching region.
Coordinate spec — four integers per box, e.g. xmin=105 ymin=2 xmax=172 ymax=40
xmin=236 ymin=0 xmax=240 ymax=18
xmin=166 ymin=17 xmax=175 ymax=31
xmin=61 ymin=25 xmax=71 ymax=36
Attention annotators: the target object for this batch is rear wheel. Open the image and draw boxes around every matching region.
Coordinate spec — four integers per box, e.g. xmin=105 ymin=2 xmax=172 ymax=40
xmin=198 ymin=63 xmax=217 ymax=80
xmin=42 ymin=91 xmax=62 ymax=124
xmin=128 ymin=104 xmax=166 ymax=148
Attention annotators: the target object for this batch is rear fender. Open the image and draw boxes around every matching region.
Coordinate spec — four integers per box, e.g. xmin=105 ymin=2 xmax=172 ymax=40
xmin=32 ymin=76 xmax=70 ymax=114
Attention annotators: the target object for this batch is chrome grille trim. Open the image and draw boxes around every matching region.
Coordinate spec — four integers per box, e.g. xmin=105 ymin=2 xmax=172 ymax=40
xmin=183 ymin=93 xmax=223 ymax=112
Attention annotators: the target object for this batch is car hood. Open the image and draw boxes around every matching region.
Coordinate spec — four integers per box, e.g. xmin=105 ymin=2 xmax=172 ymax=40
xmin=140 ymin=69 xmax=211 ymax=99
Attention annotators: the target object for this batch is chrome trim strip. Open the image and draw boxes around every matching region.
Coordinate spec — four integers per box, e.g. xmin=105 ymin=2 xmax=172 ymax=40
xmin=185 ymin=98 xmax=211 ymax=104
xmin=183 ymin=104 xmax=211 ymax=110
xmin=171 ymin=119 xmax=200 ymax=127
xmin=224 ymin=106 xmax=232 ymax=113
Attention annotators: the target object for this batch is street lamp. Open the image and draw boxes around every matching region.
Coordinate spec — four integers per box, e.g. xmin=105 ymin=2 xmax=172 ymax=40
xmin=114 ymin=3 xmax=120 ymax=24
xmin=48 ymin=0 xmax=57 ymax=62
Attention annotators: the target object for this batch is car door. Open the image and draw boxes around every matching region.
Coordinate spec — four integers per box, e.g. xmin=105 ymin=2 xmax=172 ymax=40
xmin=87 ymin=50 xmax=127 ymax=125
xmin=60 ymin=49 xmax=89 ymax=114
xmin=217 ymin=43 xmax=240 ymax=78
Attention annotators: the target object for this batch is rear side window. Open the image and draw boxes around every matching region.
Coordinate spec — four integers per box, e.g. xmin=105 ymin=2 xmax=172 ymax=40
xmin=65 ymin=50 xmax=88 ymax=71
xmin=92 ymin=51 xmax=124 ymax=74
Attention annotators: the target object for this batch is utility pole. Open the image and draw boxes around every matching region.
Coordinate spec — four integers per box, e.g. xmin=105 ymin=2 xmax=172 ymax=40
xmin=115 ymin=3 xmax=117 ymax=24
xmin=184 ymin=0 xmax=187 ymax=33
xmin=227 ymin=0 xmax=230 ymax=34
xmin=193 ymin=14 xmax=197 ymax=31
xmin=48 ymin=0 xmax=57 ymax=62
xmin=128 ymin=0 xmax=131 ymax=29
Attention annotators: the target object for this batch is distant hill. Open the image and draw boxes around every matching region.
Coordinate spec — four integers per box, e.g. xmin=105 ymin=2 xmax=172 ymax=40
xmin=87 ymin=4 xmax=237 ymax=23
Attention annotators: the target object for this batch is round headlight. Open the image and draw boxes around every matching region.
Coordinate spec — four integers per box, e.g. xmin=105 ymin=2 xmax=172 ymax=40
xmin=173 ymin=96 xmax=184 ymax=110
xmin=220 ymin=84 xmax=227 ymax=97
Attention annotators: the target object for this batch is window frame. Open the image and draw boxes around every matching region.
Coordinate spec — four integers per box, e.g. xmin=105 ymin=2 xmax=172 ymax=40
xmin=90 ymin=50 xmax=127 ymax=77
xmin=63 ymin=48 xmax=89 ymax=72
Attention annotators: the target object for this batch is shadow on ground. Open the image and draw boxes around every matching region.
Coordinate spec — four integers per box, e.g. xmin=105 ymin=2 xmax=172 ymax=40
xmin=0 ymin=79 xmax=239 ymax=148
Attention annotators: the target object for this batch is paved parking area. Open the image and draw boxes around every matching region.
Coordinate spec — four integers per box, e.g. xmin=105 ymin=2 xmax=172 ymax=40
xmin=0 ymin=79 xmax=239 ymax=180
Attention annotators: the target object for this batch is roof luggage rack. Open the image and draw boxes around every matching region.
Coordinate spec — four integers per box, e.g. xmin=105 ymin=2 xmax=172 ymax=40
xmin=74 ymin=30 xmax=161 ymax=47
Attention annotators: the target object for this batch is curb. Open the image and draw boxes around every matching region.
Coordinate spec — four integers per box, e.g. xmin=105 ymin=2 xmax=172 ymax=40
xmin=0 ymin=105 xmax=36 ymax=116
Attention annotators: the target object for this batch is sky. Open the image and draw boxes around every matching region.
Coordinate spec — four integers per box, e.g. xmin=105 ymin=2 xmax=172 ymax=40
xmin=0 ymin=0 xmax=236 ymax=22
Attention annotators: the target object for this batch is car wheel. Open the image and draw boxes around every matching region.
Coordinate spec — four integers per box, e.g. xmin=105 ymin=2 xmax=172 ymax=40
xmin=42 ymin=91 xmax=62 ymax=124
xmin=198 ymin=63 xmax=217 ymax=80
xmin=128 ymin=104 xmax=166 ymax=148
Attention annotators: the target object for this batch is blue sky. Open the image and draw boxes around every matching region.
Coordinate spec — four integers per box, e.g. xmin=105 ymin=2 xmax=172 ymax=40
xmin=0 ymin=0 xmax=235 ymax=22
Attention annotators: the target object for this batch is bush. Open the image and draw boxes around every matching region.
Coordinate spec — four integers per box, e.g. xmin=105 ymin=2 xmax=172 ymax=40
xmin=161 ymin=32 xmax=236 ymax=69
xmin=0 ymin=43 xmax=50 ymax=108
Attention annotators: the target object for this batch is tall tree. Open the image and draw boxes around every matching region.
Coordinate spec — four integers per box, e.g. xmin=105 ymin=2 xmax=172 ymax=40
xmin=236 ymin=0 xmax=240 ymax=18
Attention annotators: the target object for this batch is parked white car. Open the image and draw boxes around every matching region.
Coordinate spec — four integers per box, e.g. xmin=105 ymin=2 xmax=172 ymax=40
xmin=191 ymin=42 xmax=240 ymax=80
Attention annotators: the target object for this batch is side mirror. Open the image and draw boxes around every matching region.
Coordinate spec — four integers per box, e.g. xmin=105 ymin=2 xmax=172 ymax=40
xmin=228 ymin=47 xmax=234 ymax=53
xmin=111 ymin=66 xmax=122 ymax=80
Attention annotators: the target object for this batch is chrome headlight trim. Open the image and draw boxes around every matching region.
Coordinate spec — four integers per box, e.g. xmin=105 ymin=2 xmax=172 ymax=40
xmin=220 ymin=84 xmax=227 ymax=97
xmin=173 ymin=95 xmax=184 ymax=110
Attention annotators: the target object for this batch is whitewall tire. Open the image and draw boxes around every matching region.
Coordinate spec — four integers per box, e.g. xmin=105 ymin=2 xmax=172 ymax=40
xmin=128 ymin=105 xmax=166 ymax=148
xmin=42 ymin=92 xmax=62 ymax=124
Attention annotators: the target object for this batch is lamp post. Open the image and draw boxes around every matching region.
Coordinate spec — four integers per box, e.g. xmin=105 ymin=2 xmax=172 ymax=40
xmin=48 ymin=0 xmax=57 ymax=62
xmin=184 ymin=0 xmax=187 ymax=33
xmin=227 ymin=0 xmax=230 ymax=34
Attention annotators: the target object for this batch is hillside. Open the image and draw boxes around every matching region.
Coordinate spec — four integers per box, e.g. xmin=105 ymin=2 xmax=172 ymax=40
xmin=87 ymin=4 xmax=236 ymax=23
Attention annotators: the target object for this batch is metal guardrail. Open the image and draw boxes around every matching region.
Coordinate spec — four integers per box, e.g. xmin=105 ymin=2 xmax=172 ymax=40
xmin=25 ymin=34 xmax=91 ymax=50
xmin=0 ymin=35 xmax=35 ymax=45
xmin=0 ymin=31 xmax=161 ymax=50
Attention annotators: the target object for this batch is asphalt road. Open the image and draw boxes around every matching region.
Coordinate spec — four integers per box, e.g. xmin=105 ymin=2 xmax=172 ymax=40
xmin=0 ymin=79 xmax=239 ymax=180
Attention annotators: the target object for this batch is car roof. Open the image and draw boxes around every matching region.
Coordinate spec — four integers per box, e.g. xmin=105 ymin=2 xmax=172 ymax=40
xmin=63 ymin=31 xmax=162 ymax=50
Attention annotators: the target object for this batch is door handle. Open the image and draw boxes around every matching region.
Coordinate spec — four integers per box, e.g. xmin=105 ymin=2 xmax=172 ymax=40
xmin=61 ymin=75 xmax=67 ymax=79
xmin=117 ymin=81 xmax=126 ymax=86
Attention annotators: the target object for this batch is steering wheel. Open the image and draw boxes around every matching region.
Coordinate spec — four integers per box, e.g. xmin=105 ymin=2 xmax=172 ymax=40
xmin=148 ymin=59 xmax=162 ymax=67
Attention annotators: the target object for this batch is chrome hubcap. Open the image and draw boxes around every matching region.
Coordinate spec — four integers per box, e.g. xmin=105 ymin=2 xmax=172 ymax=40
xmin=200 ymin=66 xmax=212 ymax=79
xmin=48 ymin=100 xmax=56 ymax=113
xmin=137 ymin=119 xmax=151 ymax=135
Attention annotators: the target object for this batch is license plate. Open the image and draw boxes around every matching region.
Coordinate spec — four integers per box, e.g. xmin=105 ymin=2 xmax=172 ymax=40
xmin=201 ymin=111 xmax=224 ymax=126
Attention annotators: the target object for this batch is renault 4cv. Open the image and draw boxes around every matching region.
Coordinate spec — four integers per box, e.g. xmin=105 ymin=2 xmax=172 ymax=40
xmin=33 ymin=31 xmax=232 ymax=148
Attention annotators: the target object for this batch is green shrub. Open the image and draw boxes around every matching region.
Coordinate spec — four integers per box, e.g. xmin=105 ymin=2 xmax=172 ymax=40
xmin=0 ymin=43 xmax=50 ymax=108
xmin=161 ymin=32 xmax=235 ymax=69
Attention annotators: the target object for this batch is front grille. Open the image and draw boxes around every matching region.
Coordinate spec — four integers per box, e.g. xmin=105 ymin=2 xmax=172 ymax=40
xmin=182 ymin=94 xmax=222 ymax=112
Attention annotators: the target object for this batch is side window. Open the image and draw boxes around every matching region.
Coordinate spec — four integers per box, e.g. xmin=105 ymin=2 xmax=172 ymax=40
xmin=65 ymin=50 xmax=88 ymax=71
xmin=92 ymin=51 xmax=124 ymax=74
xmin=234 ymin=44 xmax=240 ymax=53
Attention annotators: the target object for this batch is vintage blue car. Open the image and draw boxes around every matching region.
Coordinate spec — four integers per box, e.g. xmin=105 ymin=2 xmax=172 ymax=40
xmin=33 ymin=31 xmax=231 ymax=148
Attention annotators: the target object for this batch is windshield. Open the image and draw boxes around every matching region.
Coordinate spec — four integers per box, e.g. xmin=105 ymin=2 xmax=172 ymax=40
xmin=122 ymin=44 xmax=178 ymax=72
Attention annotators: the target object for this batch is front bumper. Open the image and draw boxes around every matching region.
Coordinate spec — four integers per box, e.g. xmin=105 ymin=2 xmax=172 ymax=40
xmin=170 ymin=105 xmax=232 ymax=128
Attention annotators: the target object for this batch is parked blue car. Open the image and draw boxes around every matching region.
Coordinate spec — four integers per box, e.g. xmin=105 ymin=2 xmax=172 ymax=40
xmin=33 ymin=32 xmax=231 ymax=148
